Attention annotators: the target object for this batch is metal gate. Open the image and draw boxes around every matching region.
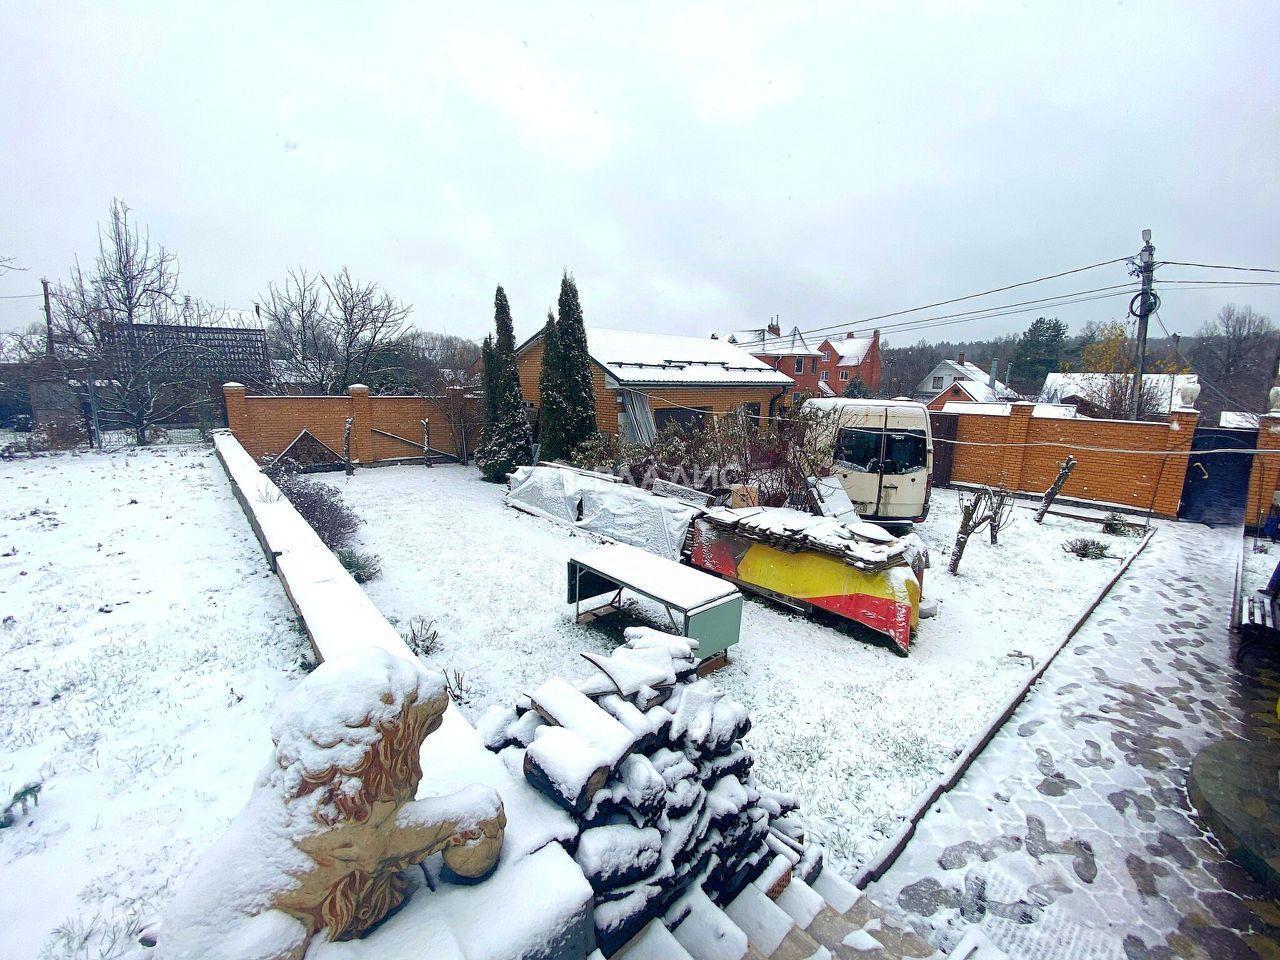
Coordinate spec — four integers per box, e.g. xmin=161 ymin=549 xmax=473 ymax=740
xmin=929 ymin=412 xmax=958 ymax=486
xmin=1178 ymin=426 xmax=1256 ymax=527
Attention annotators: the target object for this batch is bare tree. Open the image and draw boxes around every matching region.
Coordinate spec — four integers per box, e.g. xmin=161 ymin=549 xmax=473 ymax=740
xmin=431 ymin=377 xmax=484 ymax=464
xmin=1191 ymin=304 xmax=1277 ymax=417
xmin=46 ymin=200 xmax=233 ymax=445
xmin=1035 ymin=455 xmax=1077 ymax=522
xmin=948 ymin=486 xmax=1014 ymax=574
xmin=261 ymin=267 xmax=412 ymax=393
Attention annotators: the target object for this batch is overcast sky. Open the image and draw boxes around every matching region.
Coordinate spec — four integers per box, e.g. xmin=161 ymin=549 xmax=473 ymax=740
xmin=2 ymin=2 xmax=1278 ymax=347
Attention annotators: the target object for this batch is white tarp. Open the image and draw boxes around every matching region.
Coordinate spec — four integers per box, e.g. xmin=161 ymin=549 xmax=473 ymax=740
xmin=506 ymin=465 xmax=699 ymax=561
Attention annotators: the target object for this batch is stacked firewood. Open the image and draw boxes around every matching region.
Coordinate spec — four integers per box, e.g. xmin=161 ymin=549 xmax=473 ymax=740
xmin=477 ymin=629 xmax=819 ymax=956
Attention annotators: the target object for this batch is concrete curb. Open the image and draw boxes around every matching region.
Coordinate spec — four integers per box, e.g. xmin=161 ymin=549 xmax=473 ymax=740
xmin=852 ymin=526 xmax=1157 ymax=889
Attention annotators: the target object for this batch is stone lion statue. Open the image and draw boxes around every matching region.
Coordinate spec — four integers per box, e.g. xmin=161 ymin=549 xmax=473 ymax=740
xmin=158 ymin=650 xmax=506 ymax=960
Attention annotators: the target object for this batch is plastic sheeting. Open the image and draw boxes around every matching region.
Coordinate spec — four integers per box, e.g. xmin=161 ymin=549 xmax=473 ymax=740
xmin=506 ymin=465 xmax=700 ymax=561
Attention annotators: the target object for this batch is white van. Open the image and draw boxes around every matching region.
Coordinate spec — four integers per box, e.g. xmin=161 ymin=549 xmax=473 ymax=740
xmin=802 ymin=398 xmax=933 ymax=526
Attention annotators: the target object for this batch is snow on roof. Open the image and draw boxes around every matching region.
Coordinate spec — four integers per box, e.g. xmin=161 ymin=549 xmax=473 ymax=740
xmin=722 ymin=326 xmax=822 ymax=357
xmin=585 ymin=328 xmax=793 ymax=387
xmin=937 ymin=359 xmax=1009 ymax=399
xmin=828 ymin=337 xmax=875 ymax=366
xmin=940 ymin=401 xmax=1078 ymax=418
xmin=1221 ymin=411 xmax=1261 ymax=429
xmin=1039 ymin=372 xmax=1199 ymax=414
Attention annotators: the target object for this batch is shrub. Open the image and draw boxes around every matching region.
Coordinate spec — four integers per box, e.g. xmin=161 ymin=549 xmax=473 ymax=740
xmin=1101 ymin=512 xmax=1140 ymax=537
xmin=1064 ymin=537 xmax=1112 ymax=560
xmin=404 ymin=616 xmax=441 ymax=658
xmin=337 ymin=549 xmax=382 ymax=583
xmin=26 ymin=415 xmax=87 ymax=452
xmin=268 ymin=459 xmax=362 ymax=550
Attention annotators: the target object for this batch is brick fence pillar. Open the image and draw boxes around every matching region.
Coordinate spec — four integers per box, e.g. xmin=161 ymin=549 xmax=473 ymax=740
xmin=1002 ymin=402 xmax=1034 ymax=491
xmin=348 ymin=384 xmax=372 ymax=463
xmin=1247 ymin=412 xmax=1280 ymax=529
xmin=223 ymin=382 xmax=248 ymax=440
xmin=1150 ymin=408 xmax=1198 ymax=518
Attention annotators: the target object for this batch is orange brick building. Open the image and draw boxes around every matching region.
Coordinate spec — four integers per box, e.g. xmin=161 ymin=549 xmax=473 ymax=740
xmin=515 ymin=328 xmax=791 ymax=442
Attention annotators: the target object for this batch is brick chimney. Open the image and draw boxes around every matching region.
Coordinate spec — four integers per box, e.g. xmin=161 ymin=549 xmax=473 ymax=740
xmin=957 ymin=352 xmax=966 ymax=366
xmin=767 ymin=320 xmax=781 ymax=337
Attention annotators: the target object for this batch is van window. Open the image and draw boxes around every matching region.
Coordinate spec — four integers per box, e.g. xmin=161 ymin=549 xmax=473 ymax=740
xmin=835 ymin=428 xmax=928 ymax=475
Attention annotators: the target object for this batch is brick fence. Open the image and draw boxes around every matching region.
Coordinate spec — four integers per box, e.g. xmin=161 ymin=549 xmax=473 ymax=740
xmin=223 ymin=383 xmax=480 ymax=465
xmin=947 ymin=402 xmax=1198 ymax=517
xmin=1247 ymin=413 xmax=1280 ymax=529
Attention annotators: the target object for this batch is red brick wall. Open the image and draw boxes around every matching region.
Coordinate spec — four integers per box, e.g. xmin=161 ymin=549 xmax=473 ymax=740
xmin=223 ymin=384 xmax=477 ymax=463
xmin=948 ymin=403 xmax=1197 ymax=517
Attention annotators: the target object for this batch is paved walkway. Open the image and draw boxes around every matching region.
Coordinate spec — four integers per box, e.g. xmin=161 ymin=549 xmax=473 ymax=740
xmin=865 ymin=521 xmax=1280 ymax=959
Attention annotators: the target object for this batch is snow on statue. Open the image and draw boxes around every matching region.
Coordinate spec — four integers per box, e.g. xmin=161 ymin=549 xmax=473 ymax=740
xmin=157 ymin=650 xmax=506 ymax=960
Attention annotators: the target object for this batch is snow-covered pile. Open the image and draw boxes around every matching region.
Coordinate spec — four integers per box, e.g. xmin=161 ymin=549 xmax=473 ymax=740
xmin=477 ymin=628 xmax=819 ymax=955
xmin=506 ymin=465 xmax=700 ymax=561
xmin=700 ymin=505 xmax=910 ymax=570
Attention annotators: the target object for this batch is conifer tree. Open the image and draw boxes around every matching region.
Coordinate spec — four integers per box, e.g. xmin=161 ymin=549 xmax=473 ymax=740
xmin=474 ymin=286 xmax=534 ymax=481
xmin=480 ymin=334 xmax=498 ymax=428
xmin=555 ymin=272 xmax=597 ymax=454
xmin=537 ymin=310 xmax=569 ymax=461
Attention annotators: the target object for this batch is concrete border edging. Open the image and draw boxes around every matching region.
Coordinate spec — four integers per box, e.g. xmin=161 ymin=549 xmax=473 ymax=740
xmin=211 ymin=429 xmax=414 ymax=665
xmin=852 ymin=527 xmax=1157 ymax=888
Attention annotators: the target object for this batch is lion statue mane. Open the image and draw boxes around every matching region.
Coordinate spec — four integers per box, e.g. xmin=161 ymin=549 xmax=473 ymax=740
xmin=157 ymin=649 xmax=506 ymax=960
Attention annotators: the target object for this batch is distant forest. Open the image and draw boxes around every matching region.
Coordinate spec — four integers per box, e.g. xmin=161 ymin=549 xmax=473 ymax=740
xmin=878 ymin=304 xmax=1278 ymax=421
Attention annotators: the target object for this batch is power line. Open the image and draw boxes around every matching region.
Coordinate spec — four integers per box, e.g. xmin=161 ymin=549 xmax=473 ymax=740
xmin=0 ymin=293 xmax=43 ymax=300
xmin=748 ymin=255 xmax=1131 ymax=350
xmin=1158 ymin=260 xmax=1280 ymax=274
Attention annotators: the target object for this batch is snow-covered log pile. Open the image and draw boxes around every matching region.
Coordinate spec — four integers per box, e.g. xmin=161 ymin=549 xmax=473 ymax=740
xmin=477 ymin=628 xmax=821 ymax=956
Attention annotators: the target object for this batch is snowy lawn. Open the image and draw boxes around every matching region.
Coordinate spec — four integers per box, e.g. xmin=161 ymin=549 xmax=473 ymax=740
xmin=0 ymin=447 xmax=304 ymax=960
xmin=317 ymin=465 xmax=1142 ymax=875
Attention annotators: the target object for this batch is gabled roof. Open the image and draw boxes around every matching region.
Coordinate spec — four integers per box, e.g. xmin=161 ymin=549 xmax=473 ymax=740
xmin=825 ymin=336 xmax=875 ymax=366
xmin=920 ymin=358 xmax=1009 ymax=401
xmin=723 ymin=325 xmax=822 ymax=357
xmin=514 ymin=327 xmax=793 ymax=388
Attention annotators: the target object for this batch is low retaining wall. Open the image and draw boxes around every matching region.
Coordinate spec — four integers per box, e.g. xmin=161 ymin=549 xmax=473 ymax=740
xmin=223 ymin=382 xmax=480 ymax=465
xmin=947 ymin=402 xmax=1197 ymax=517
xmin=212 ymin=429 xmax=411 ymax=663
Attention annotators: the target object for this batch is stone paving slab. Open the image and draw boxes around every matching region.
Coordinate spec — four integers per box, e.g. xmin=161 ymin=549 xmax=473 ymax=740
xmin=865 ymin=521 xmax=1280 ymax=959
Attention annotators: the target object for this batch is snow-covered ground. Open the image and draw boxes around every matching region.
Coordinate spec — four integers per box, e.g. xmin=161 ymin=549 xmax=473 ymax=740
xmin=317 ymin=466 xmax=1142 ymax=874
xmin=0 ymin=447 xmax=303 ymax=960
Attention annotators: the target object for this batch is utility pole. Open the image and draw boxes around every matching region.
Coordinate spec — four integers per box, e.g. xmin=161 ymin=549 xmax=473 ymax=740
xmin=41 ymin=278 xmax=54 ymax=356
xmin=1129 ymin=228 xmax=1156 ymax=419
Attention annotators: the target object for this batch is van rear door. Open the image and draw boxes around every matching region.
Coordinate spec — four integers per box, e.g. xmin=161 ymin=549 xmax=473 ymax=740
xmin=833 ymin=426 xmax=930 ymax=520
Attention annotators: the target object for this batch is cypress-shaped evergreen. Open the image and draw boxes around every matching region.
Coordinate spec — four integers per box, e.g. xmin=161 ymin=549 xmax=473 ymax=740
xmin=536 ymin=310 xmax=569 ymax=461
xmin=474 ymin=286 xmax=534 ymax=482
xmin=480 ymin=334 xmax=498 ymax=428
xmin=555 ymin=272 xmax=597 ymax=454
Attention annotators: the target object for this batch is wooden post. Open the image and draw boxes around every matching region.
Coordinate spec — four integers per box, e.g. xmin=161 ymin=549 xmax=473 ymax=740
xmin=343 ymin=416 xmax=354 ymax=476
